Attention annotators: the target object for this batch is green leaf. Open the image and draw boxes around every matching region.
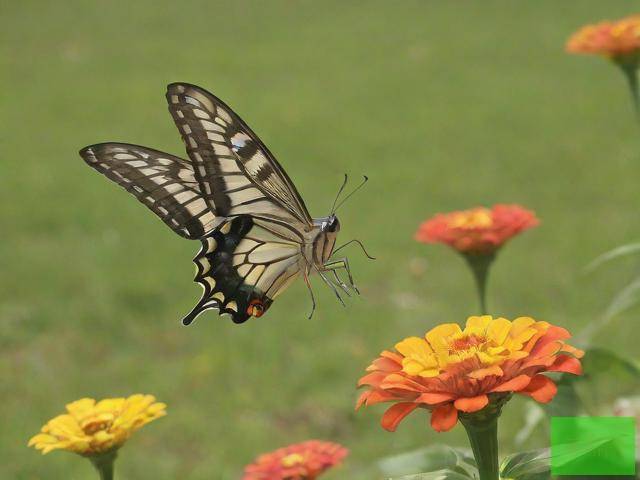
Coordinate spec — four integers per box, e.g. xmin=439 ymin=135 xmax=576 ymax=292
xmin=499 ymin=448 xmax=550 ymax=480
xmin=603 ymin=276 xmax=640 ymax=321
xmin=585 ymin=242 xmax=640 ymax=272
xmin=577 ymin=276 xmax=640 ymax=344
xmin=379 ymin=445 xmax=476 ymax=479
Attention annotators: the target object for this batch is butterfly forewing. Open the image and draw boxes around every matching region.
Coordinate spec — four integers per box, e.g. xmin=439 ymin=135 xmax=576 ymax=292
xmin=80 ymin=143 xmax=217 ymax=238
xmin=165 ymin=83 xmax=313 ymax=230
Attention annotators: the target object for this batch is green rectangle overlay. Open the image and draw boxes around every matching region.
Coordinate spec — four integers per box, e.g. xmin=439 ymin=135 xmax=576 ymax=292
xmin=551 ymin=416 xmax=636 ymax=476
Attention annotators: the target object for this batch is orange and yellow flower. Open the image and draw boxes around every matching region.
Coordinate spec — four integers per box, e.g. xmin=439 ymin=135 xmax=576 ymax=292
xmin=242 ymin=440 xmax=348 ymax=480
xmin=566 ymin=15 xmax=640 ymax=61
xmin=415 ymin=204 xmax=538 ymax=254
xmin=357 ymin=316 xmax=583 ymax=433
xmin=28 ymin=394 xmax=166 ymax=456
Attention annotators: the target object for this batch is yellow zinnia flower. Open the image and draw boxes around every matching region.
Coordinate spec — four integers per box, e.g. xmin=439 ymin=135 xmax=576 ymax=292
xmin=28 ymin=394 xmax=166 ymax=456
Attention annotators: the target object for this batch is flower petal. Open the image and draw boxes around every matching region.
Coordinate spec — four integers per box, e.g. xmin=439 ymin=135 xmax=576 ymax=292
xmin=519 ymin=375 xmax=557 ymax=403
xmin=467 ymin=365 xmax=503 ymax=380
xmin=357 ymin=371 xmax=387 ymax=387
xmin=528 ymin=326 xmax=570 ymax=356
xmin=380 ymin=373 xmax=427 ymax=393
xmin=381 ymin=403 xmax=419 ymax=432
xmin=509 ymin=317 xmax=536 ymax=339
xmin=430 ymin=404 xmax=458 ymax=432
xmin=426 ymin=324 xmax=462 ymax=349
xmin=548 ymin=355 xmax=582 ymax=375
xmin=356 ymin=389 xmax=403 ymax=408
xmin=416 ymin=392 xmax=456 ymax=405
xmin=464 ymin=315 xmax=492 ymax=336
xmin=395 ymin=337 xmax=433 ymax=357
xmin=370 ymin=355 xmax=402 ymax=372
xmin=486 ymin=317 xmax=512 ymax=345
xmin=490 ymin=374 xmax=531 ymax=393
xmin=381 ymin=350 xmax=404 ymax=364
xmin=355 ymin=391 xmax=369 ymax=410
xmin=454 ymin=395 xmax=489 ymax=413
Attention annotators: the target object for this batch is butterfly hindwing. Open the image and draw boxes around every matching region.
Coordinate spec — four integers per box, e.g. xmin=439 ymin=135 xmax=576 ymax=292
xmin=80 ymin=143 xmax=218 ymax=239
xmin=184 ymin=215 xmax=302 ymax=324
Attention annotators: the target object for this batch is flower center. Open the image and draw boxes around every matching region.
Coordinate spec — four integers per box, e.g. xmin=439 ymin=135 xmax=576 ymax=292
xmin=449 ymin=209 xmax=493 ymax=229
xmin=450 ymin=334 xmax=485 ymax=351
xmin=281 ymin=453 xmax=305 ymax=467
xmin=80 ymin=413 xmax=115 ymax=435
xmin=396 ymin=317 xmax=550 ymax=378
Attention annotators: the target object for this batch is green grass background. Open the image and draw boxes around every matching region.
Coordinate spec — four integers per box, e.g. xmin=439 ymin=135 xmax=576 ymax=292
xmin=3 ymin=1 xmax=640 ymax=478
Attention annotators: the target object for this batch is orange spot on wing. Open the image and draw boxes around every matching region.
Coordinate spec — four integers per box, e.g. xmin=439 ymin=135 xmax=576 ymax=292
xmin=247 ymin=299 xmax=265 ymax=318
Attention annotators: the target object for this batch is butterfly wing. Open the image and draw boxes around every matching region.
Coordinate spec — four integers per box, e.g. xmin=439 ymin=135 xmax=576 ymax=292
xmin=166 ymin=82 xmax=313 ymax=230
xmin=184 ymin=215 xmax=303 ymax=324
xmin=80 ymin=143 xmax=218 ymax=238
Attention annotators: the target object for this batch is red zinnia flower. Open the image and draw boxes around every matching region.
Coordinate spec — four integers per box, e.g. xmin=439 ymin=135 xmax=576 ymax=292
xmin=242 ymin=440 xmax=348 ymax=480
xmin=415 ymin=204 xmax=538 ymax=255
xmin=356 ymin=315 xmax=583 ymax=433
xmin=566 ymin=15 xmax=640 ymax=60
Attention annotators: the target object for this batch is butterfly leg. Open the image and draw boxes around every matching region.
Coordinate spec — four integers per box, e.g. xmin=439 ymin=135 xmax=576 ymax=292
xmin=323 ymin=258 xmax=359 ymax=294
xmin=315 ymin=266 xmax=346 ymax=307
xmin=303 ymin=267 xmax=317 ymax=319
xmin=331 ymin=269 xmax=352 ymax=297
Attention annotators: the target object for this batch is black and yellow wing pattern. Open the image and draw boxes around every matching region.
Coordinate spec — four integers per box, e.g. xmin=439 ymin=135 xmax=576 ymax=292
xmin=80 ymin=83 xmax=313 ymax=324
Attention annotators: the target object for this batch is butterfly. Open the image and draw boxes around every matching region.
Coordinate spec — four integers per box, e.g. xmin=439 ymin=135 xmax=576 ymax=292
xmin=80 ymin=83 xmax=370 ymax=324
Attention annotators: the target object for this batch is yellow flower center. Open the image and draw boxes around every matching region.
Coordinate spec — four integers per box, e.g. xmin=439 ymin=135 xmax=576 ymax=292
xmin=449 ymin=208 xmax=493 ymax=229
xmin=395 ymin=316 xmax=549 ymax=378
xmin=450 ymin=334 xmax=484 ymax=350
xmin=282 ymin=453 xmax=305 ymax=467
xmin=612 ymin=24 xmax=626 ymax=38
xmin=80 ymin=412 xmax=115 ymax=435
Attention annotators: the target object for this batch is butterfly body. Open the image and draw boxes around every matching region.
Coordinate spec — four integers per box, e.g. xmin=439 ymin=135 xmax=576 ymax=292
xmin=311 ymin=214 xmax=340 ymax=266
xmin=80 ymin=83 xmax=358 ymax=324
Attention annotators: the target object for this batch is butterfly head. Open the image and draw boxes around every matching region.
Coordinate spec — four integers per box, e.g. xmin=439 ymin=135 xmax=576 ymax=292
xmin=319 ymin=214 xmax=341 ymax=233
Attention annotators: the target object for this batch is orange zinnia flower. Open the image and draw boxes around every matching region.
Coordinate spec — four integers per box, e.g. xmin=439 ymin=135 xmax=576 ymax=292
xmin=356 ymin=315 xmax=583 ymax=433
xmin=566 ymin=15 xmax=640 ymax=61
xmin=415 ymin=205 xmax=538 ymax=255
xmin=242 ymin=440 xmax=348 ymax=480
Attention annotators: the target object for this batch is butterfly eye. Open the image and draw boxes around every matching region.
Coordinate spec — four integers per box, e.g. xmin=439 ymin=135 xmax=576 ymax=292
xmin=247 ymin=300 xmax=265 ymax=318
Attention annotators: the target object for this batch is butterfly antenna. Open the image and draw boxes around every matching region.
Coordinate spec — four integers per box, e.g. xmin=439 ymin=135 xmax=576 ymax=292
xmin=333 ymin=175 xmax=368 ymax=213
xmin=332 ymin=239 xmax=376 ymax=260
xmin=330 ymin=174 xmax=349 ymax=214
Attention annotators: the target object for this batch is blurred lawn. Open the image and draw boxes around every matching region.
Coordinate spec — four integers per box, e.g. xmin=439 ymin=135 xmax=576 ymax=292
xmin=3 ymin=1 xmax=640 ymax=478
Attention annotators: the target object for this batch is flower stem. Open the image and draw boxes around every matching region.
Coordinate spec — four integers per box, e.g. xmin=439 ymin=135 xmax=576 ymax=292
xmin=459 ymin=414 xmax=499 ymax=480
xmin=89 ymin=451 xmax=117 ymax=480
xmin=463 ymin=253 xmax=495 ymax=315
xmin=621 ymin=65 xmax=640 ymax=121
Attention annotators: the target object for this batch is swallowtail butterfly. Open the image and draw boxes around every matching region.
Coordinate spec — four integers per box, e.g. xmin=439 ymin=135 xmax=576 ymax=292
xmin=80 ymin=83 xmax=364 ymax=324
